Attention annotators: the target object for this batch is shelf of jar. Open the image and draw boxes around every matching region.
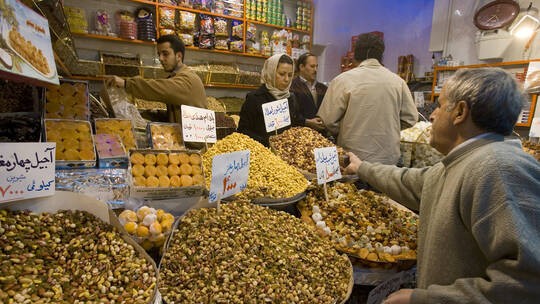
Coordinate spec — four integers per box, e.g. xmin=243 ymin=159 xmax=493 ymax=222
xmin=246 ymin=19 xmax=310 ymax=34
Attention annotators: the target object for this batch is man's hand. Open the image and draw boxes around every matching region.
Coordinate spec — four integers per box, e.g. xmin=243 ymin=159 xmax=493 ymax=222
xmin=344 ymin=152 xmax=362 ymax=175
xmin=305 ymin=117 xmax=325 ymax=131
xmin=383 ymin=289 xmax=413 ymax=304
xmin=105 ymin=75 xmax=125 ymax=88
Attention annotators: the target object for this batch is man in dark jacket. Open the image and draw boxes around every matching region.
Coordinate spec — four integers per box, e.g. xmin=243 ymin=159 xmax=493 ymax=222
xmin=290 ymin=52 xmax=327 ymax=127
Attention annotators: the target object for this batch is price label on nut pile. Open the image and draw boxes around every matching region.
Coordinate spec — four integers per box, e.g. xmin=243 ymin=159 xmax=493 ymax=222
xmin=181 ymin=105 xmax=217 ymax=143
xmin=314 ymin=146 xmax=342 ymax=184
xmin=209 ymin=150 xmax=250 ymax=203
xmin=262 ymin=98 xmax=291 ymax=132
xmin=0 ymin=143 xmax=56 ymax=202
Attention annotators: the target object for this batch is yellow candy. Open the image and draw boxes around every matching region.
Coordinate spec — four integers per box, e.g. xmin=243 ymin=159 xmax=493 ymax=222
xmin=160 ymin=218 xmax=174 ymax=233
xmin=136 ymin=225 xmax=150 ymax=238
xmin=140 ymin=239 xmax=153 ymax=251
xmin=124 ymin=221 xmax=138 ymax=234
xmin=149 ymin=222 xmax=162 ymax=235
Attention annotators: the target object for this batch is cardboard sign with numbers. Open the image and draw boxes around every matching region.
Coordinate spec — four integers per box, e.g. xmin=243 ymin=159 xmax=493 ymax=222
xmin=208 ymin=150 xmax=250 ymax=203
xmin=181 ymin=105 xmax=217 ymax=143
xmin=0 ymin=143 xmax=56 ymax=203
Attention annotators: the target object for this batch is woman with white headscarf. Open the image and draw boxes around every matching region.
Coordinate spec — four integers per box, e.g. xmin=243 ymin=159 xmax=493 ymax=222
xmin=238 ymin=53 xmax=323 ymax=146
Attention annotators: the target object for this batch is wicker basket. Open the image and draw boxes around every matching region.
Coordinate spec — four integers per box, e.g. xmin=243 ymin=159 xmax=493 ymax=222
xmin=208 ymin=63 xmax=239 ymax=85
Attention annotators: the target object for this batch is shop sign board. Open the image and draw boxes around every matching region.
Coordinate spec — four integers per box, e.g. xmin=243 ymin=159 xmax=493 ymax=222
xmin=0 ymin=143 xmax=56 ymax=203
xmin=0 ymin=0 xmax=59 ymax=85
xmin=262 ymin=98 xmax=291 ymax=132
xmin=208 ymin=150 xmax=250 ymax=203
xmin=181 ymin=105 xmax=217 ymax=143
xmin=314 ymin=146 xmax=342 ymax=185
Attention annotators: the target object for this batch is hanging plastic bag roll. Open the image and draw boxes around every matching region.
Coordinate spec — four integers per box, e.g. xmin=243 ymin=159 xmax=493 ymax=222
xmin=100 ymin=81 xmax=148 ymax=129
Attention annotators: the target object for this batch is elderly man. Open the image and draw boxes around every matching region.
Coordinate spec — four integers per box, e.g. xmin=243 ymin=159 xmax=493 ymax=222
xmin=290 ymin=52 xmax=327 ymax=122
xmin=346 ymin=68 xmax=540 ymax=304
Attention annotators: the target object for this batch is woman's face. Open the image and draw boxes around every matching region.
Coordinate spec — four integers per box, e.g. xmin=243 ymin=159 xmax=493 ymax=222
xmin=275 ymin=63 xmax=294 ymax=91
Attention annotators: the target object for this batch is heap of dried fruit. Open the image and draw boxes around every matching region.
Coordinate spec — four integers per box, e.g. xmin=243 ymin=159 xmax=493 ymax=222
xmin=159 ymin=201 xmax=352 ymax=304
xmin=299 ymin=182 xmax=418 ymax=265
xmin=0 ymin=209 xmax=156 ymax=303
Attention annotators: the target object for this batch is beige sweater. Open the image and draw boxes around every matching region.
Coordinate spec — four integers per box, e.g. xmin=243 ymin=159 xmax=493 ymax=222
xmin=357 ymin=134 xmax=540 ymax=304
xmin=317 ymin=59 xmax=418 ymax=165
xmin=125 ymin=64 xmax=207 ymax=123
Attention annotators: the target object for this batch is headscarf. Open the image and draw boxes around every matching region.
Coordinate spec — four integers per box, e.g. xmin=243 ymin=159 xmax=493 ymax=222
xmin=261 ymin=53 xmax=293 ymax=100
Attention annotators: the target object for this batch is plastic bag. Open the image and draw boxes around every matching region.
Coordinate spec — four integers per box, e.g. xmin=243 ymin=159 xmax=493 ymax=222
xmin=230 ymin=40 xmax=243 ymax=52
xmin=103 ymin=85 xmax=148 ymax=129
xmin=231 ymin=20 xmax=243 ymax=40
xmin=214 ymin=17 xmax=228 ymax=37
xmin=246 ymin=23 xmax=257 ymax=42
xmin=178 ymin=33 xmax=194 ymax=46
xmin=178 ymin=11 xmax=196 ymax=31
xmin=95 ymin=10 xmax=112 ymax=36
xmin=159 ymin=7 xmax=175 ymax=29
xmin=199 ymin=35 xmax=214 ymax=49
xmin=200 ymin=15 xmax=215 ymax=35
xmin=215 ymin=37 xmax=229 ymax=50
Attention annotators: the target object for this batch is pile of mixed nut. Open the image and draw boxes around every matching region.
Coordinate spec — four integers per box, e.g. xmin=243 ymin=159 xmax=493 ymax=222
xmin=270 ymin=127 xmax=346 ymax=174
xmin=299 ymin=182 xmax=418 ymax=265
xmin=0 ymin=209 xmax=156 ymax=303
xmin=159 ymin=201 xmax=352 ymax=304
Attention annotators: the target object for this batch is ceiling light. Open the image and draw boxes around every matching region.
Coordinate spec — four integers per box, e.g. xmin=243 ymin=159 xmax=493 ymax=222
xmin=509 ymin=2 xmax=540 ymax=38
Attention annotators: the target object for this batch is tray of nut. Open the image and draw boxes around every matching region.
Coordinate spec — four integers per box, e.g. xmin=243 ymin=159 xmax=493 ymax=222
xmin=269 ymin=127 xmax=357 ymax=182
xmin=298 ymin=182 xmax=418 ymax=269
xmin=0 ymin=191 xmax=158 ymax=303
xmin=159 ymin=199 xmax=353 ymax=304
xmin=202 ymin=132 xmax=309 ymax=207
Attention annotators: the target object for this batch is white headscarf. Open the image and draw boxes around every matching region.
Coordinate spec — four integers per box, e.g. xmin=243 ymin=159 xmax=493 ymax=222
xmin=261 ymin=53 xmax=293 ymax=100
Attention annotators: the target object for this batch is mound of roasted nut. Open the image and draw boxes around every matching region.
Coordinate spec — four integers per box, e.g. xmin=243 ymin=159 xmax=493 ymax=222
xmin=522 ymin=139 xmax=540 ymax=161
xmin=159 ymin=201 xmax=352 ymax=304
xmin=298 ymin=183 xmax=418 ymax=266
xmin=270 ymin=127 xmax=346 ymax=174
xmin=203 ymin=132 xmax=308 ymax=200
xmin=0 ymin=209 xmax=156 ymax=303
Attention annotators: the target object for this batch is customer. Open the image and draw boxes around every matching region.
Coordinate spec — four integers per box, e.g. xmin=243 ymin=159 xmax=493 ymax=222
xmin=106 ymin=34 xmax=207 ymax=123
xmin=345 ymin=68 xmax=540 ymax=304
xmin=290 ymin=52 xmax=326 ymax=129
xmin=238 ymin=53 xmax=322 ymax=146
xmin=317 ymin=33 xmax=418 ymax=165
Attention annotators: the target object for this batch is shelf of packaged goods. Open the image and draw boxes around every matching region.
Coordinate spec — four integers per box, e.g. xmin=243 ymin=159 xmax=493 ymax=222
xmin=66 ymin=75 xmax=258 ymax=89
xmin=157 ymin=3 xmax=244 ymax=21
xmin=246 ymin=19 xmax=311 ymax=34
xmin=129 ymin=0 xmax=157 ymax=5
xmin=72 ymin=33 xmax=156 ymax=45
xmin=185 ymin=46 xmax=267 ymax=59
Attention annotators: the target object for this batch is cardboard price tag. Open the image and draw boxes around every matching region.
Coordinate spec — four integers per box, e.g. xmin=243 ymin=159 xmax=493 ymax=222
xmin=209 ymin=150 xmax=250 ymax=203
xmin=529 ymin=118 xmax=540 ymax=138
xmin=262 ymin=98 xmax=291 ymax=132
xmin=314 ymin=146 xmax=342 ymax=185
xmin=0 ymin=143 xmax=56 ymax=203
xmin=181 ymin=105 xmax=217 ymax=143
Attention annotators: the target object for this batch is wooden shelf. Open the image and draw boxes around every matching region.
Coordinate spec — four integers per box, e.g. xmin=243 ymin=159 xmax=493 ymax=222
xmin=185 ymin=46 xmax=267 ymax=59
xmin=157 ymin=3 xmax=244 ymax=21
xmin=246 ymin=19 xmax=311 ymax=34
xmin=66 ymin=74 xmax=257 ymax=89
xmin=72 ymin=33 xmax=156 ymax=45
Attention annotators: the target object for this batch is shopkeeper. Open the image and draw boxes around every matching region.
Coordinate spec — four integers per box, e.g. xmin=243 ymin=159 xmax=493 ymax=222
xmin=106 ymin=34 xmax=207 ymax=123
xmin=237 ymin=53 xmax=324 ymax=147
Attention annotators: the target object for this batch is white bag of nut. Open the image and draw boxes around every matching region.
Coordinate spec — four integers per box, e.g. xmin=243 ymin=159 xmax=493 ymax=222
xmin=158 ymin=198 xmax=354 ymax=304
xmin=0 ymin=191 xmax=158 ymax=303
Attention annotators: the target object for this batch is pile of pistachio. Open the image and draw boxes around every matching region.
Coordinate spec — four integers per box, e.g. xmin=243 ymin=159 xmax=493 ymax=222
xmin=0 ymin=209 xmax=156 ymax=303
xmin=203 ymin=132 xmax=308 ymax=200
xmin=159 ymin=201 xmax=352 ymax=303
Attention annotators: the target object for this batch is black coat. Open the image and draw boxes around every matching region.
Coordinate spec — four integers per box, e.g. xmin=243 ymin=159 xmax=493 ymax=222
xmin=237 ymin=85 xmax=304 ymax=147
xmin=290 ymin=76 xmax=328 ymax=119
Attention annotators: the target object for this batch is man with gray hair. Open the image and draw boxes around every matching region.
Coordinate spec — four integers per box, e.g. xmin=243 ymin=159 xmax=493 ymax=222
xmin=345 ymin=67 xmax=540 ymax=304
xmin=317 ymin=32 xmax=418 ymax=165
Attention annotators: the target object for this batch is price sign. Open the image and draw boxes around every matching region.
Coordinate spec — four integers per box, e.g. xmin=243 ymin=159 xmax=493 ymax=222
xmin=529 ymin=117 xmax=540 ymax=138
xmin=314 ymin=146 xmax=342 ymax=185
xmin=0 ymin=143 xmax=56 ymax=203
xmin=209 ymin=150 xmax=250 ymax=203
xmin=413 ymin=91 xmax=425 ymax=108
xmin=181 ymin=105 xmax=217 ymax=143
xmin=262 ymin=98 xmax=291 ymax=132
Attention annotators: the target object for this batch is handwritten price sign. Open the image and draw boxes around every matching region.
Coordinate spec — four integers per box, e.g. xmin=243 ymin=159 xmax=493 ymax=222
xmin=262 ymin=98 xmax=291 ymax=132
xmin=314 ymin=146 xmax=342 ymax=185
xmin=209 ymin=150 xmax=250 ymax=203
xmin=0 ymin=143 xmax=56 ymax=203
xmin=181 ymin=105 xmax=217 ymax=143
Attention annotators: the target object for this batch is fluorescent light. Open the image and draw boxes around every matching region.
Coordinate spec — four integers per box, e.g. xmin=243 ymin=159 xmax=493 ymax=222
xmin=509 ymin=4 xmax=540 ymax=39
